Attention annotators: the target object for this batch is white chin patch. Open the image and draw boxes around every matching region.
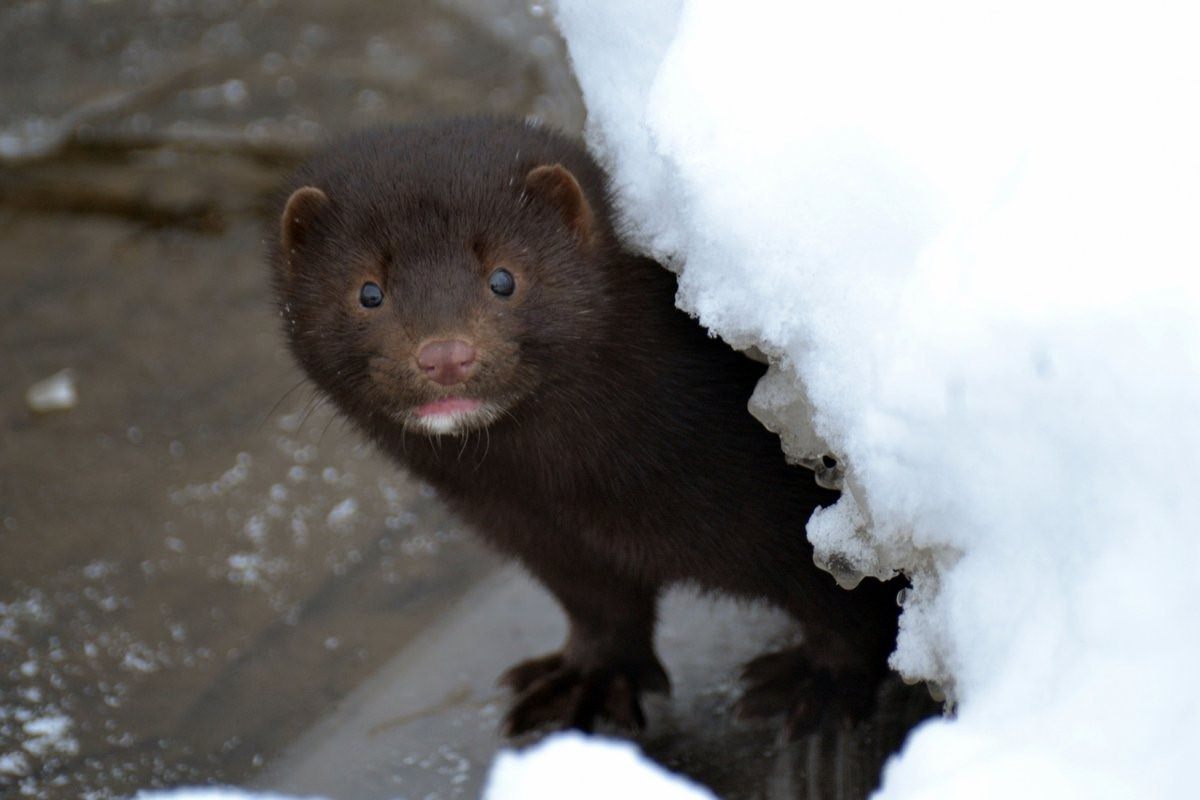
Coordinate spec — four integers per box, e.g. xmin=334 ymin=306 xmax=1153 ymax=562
xmin=406 ymin=404 xmax=497 ymax=436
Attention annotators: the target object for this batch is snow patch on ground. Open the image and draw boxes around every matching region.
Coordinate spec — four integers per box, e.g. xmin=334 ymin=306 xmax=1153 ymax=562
xmin=556 ymin=0 xmax=1200 ymax=796
xmin=485 ymin=733 xmax=714 ymax=800
xmin=20 ymin=713 xmax=78 ymax=758
xmin=325 ymin=497 xmax=359 ymax=532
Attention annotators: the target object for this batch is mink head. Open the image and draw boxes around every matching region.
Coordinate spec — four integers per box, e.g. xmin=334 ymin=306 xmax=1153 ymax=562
xmin=270 ymin=119 xmax=619 ymax=436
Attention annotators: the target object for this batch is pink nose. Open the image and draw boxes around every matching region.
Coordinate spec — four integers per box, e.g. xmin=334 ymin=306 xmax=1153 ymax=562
xmin=416 ymin=339 xmax=478 ymax=386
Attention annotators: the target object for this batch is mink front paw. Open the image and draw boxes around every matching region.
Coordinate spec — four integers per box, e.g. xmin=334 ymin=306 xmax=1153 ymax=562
xmin=497 ymin=651 xmax=670 ymax=736
xmin=735 ymin=645 xmax=882 ymax=741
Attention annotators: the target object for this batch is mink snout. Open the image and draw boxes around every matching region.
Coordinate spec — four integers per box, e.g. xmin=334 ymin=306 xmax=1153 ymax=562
xmin=416 ymin=339 xmax=479 ymax=386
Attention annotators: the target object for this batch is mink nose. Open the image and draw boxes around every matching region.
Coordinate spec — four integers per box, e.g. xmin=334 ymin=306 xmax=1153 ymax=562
xmin=416 ymin=339 xmax=478 ymax=386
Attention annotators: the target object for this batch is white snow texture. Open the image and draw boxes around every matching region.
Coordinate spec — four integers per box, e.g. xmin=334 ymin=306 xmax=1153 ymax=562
xmin=484 ymin=733 xmax=714 ymax=800
xmin=555 ymin=1 xmax=1200 ymax=797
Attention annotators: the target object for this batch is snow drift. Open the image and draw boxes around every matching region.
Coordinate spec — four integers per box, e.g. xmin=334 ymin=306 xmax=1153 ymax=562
xmin=553 ymin=0 xmax=1200 ymax=796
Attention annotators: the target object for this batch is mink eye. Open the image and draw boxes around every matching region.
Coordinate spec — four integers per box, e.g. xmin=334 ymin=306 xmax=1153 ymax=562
xmin=359 ymin=282 xmax=384 ymax=308
xmin=489 ymin=268 xmax=515 ymax=297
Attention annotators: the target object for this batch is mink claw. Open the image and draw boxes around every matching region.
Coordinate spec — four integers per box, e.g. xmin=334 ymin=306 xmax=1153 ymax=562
xmin=503 ymin=665 xmax=584 ymax=736
xmin=635 ymin=656 xmax=672 ymax=696
xmin=497 ymin=653 xmax=668 ymax=737
xmin=497 ymin=652 xmax=565 ymax=693
xmin=736 ymin=645 xmax=880 ymax=740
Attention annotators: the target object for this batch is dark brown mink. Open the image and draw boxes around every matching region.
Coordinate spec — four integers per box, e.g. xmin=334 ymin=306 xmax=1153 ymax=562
xmin=269 ymin=117 xmax=903 ymax=739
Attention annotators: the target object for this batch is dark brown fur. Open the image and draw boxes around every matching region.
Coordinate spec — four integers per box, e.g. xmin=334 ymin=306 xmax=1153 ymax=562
xmin=269 ymin=117 xmax=901 ymax=738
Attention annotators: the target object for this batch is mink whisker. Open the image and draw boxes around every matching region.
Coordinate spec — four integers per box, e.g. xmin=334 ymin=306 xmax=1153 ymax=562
xmin=318 ymin=408 xmax=340 ymax=446
xmin=296 ymin=391 xmax=327 ymax=433
xmin=259 ymin=377 xmax=311 ymax=433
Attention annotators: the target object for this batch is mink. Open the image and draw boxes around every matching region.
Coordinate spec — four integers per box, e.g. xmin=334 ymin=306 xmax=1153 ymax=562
xmin=268 ymin=117 xmax=902 ymax=739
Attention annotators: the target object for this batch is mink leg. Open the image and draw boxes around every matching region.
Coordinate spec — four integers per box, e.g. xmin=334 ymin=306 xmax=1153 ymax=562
xmin=498 ymin=564 xmax=668 ymax=736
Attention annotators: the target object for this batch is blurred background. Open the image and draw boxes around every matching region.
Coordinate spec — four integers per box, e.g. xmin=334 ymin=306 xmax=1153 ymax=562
xmin=0 ymin=1 xmax=579 ymax=796
xmin=0 ymin=3 xmax=932 ymax=799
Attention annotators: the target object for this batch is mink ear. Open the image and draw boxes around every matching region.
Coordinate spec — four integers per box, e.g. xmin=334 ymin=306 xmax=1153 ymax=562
xmin=525 ymin=164 xmax=594 ymax=244
xmin=279 ymin=186 xmax=329 ymax=271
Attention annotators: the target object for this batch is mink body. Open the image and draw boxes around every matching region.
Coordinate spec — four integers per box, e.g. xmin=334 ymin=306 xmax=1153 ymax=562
xmin=270 ymin=118 xmax=901 ymax=737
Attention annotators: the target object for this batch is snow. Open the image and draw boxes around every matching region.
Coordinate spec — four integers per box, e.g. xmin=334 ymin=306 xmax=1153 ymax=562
xmin=25 ymin=368 xmax=77 ymax=413
xmin=0 ymin=750 xmax=30 ymax=777
xmin=484 ymin=733 xmax=714 ymax=800
xmin=554 ymin=0 xmax=1200 ymax=797
xmin=325 ymin=497 xmax=358 ymax=531
xmin=19 ymin=713 xmax=78 ymax=758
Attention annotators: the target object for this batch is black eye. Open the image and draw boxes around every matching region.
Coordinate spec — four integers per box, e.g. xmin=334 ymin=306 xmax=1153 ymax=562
xmin=359 ymin=282 xmax=384 ymax=308
xmin=489 ymin=268 xmax=515 ymax=297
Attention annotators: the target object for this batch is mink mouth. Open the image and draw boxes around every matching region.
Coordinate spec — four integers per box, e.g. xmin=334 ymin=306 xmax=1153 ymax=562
xmin=414 ymin=396 xmax=484 ymax=417
xmin=398 ymin=394 xmax=506 ymax=436
xmin=367 ymin=356 xmax=516 ymax=435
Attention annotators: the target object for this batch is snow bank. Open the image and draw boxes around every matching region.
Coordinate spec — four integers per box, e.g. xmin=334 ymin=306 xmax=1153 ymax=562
xmin=484 ymin=733 xmax=714 ymax=800
xmin=555 ymin=0 xmax=1200 ymax=796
